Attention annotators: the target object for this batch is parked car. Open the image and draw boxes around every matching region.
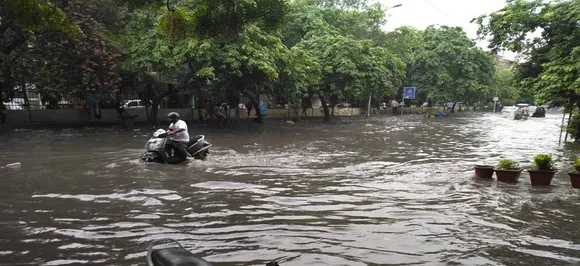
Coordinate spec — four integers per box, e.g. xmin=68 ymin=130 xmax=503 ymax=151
xmin=3 ymin=98 xmax=25 ymax=110
xmin=122 ymin=100 xmax=146 ymax=109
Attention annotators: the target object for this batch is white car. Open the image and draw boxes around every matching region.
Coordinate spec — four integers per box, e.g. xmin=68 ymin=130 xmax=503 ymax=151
xmin=122 ymin=100 xmax=146 ymax=109
xmin=4 ymin=98 xmax=25 ymax=110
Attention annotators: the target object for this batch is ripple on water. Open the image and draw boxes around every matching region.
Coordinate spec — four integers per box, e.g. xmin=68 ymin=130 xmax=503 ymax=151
xmin=3 ymin=113 xmax=580 ymax=265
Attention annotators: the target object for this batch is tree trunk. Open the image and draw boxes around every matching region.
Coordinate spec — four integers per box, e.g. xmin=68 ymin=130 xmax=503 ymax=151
xmin=0 ymin=81 xmax=4 ymax=103
xmin=196 ymin=86 xmax=203 ymax=120
xmin=318 ymin=91 xmax=330 ymax=121
xmin=291 ymin=95 xmax=300 ymax=119
xmin=330 ymin=94 xmax=338 ymax=117
xmin=150 ymin=98 xmax=161 ymax=126
xmin=0 ymin=81 xmax=6 ymax=124
xmin=450 ymin=102 xmax=457 ymax=113
xmin=149 ymin=84 xmax=176 ymax=126
xmin=242 ymin=90 xmax=262 ymax=123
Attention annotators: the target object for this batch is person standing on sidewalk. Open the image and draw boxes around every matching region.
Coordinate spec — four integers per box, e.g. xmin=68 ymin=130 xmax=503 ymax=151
xmin=391 ymin=99 xmax=399 ymax=115
xmin=245 ymin=101 xmax=253 ymax=117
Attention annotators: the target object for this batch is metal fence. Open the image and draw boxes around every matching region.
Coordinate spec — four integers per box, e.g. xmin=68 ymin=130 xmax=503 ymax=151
xmin=1 ymin=85 xmax=146 ymax=111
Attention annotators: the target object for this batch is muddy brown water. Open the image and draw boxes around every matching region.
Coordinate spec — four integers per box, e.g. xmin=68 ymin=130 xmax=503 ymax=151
xmin=1 ymin=112 xmax=580 ymax=266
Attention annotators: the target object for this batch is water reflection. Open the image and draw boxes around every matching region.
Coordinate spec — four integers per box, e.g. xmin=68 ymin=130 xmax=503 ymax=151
xmin=1 ymin=113 xmax=580 ymax=265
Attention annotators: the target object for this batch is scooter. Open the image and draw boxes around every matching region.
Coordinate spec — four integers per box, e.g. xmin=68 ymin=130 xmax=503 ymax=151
xmin=141 ymin=129 xmax=211 ymax=164
xmin=147 ymin=239 xmax=280 ymax=266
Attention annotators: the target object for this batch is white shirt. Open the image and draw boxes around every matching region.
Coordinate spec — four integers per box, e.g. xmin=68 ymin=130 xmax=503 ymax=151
xmin=391 ymin=100 xmax=399 ymax=107
xmin=169 ymin=120 xmax=190 ymax=142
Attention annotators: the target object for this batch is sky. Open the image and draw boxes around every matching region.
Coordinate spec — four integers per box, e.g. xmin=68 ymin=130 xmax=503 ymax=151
xmin=377 ymin=0 xmax=517 ymax=60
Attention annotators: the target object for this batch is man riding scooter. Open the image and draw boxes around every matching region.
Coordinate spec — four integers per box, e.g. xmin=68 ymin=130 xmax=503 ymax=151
xmin=162 ymin=112 xmax=191 ymax=164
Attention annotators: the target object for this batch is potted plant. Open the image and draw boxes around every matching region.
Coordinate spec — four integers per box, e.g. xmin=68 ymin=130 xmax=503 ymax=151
xmin=568 ymin=158 xmax=580 ymax=188
xmin=474 ymin=165 xmax=495 ymax=179
xmin=494 ymin=159 xmax=522 ymax=183
xmin=528 ymin=154 xmax=556 ymax=186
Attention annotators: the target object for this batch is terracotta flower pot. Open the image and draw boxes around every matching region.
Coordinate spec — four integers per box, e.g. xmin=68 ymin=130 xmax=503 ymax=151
xmin=494 ymin=168 xmax=522 ymax=183
xmin=569 ymin=172 xmax=580 ymax=188
xmin=528 ymin=170 xmax=556 ymax=186
xmin=474 ymin=165 xmax=495 ymax=179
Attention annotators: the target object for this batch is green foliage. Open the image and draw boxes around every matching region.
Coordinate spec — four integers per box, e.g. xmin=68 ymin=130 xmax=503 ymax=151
xmin=1 ymin=0 xmax=83 ymax=88
xmin=5 ymin=0 xmax=544 ymax=124
xmin=208 ymin=24 xmax=286 ymax=88
xmin=157 ymin=8 xmax=191 ymax=40
xmin=275 ymin=46 xmax=322 ymax=103
xmin=296 ymin=33 xmax=404 ymax=106
xmin=497 ymin=159 xmax=519 ymax=170
xmin=475 ymin=0 xmax=580 ymax=108
xmin=121 ymin=7 xmax=190 ymax=71
xmin=120 ymin=1 xmax=288 ymax=124
xmin=492 ymin=66 xmax=520 ymax=106
xmin=566 ymin=109 xmax=580 ymax=142
xmin=381 ymin=26 xmax=423 ymax=66
xmin=533 ymin=154 xmax=555 ymax=171
xmin=28 ymin=1 xmax=122 ymax=100
xmin=573 ymin=159 xmax=580 ymax=172
xmin=475 ymin=0 xmax=580 ymax=139
xmin=151 ymin=0 xmax=289 ymax=39
xmin=4 ymin=0 xmax=82 ymax=37
xmin=284 ymin=0 xmax=387 ymax=46
xmin=407 ymin=26 xmax=495 ymax=103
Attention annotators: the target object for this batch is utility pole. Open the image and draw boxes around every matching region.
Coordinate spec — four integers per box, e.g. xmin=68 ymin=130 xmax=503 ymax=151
xmin=400 ymin=87 xmax=404 ymax=116
xmin=366 ymin=94 xmax=371 ymax=117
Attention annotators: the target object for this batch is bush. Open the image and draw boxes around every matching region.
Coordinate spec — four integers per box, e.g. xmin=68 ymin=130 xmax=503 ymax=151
xmin=566 ymin=109 xmax=580 ymax=142
xmin=533 ymin=154 xmax=555 ymax=171
xmin=573 ymin=159 xmax=580 ymax=172
xmin=497 ymin=159 xmax=518 ymax=169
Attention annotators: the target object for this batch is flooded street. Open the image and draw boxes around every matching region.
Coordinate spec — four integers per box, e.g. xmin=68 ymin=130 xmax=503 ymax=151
xmin=1 ymin=112 xmax=580 ymax=266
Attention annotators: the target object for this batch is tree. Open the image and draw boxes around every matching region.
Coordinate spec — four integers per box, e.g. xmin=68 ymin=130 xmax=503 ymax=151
xmin=492 ymin=66 xmax=520 ymax=106
xmin=281 ymin=3 xmax=335 ymax=47
xmin=283 ymin=0 xmax=388 ymax=47
xmin=359 ymin=46 xmax=405 ymax=110
xmin=273 ymin=46 xmax=322 ymax=118
xmin=153 ymin=0 xmax=288 ymax=39
xmin=281 ymin=0 xmax=406 ymax=120
xmin=297 ymin=33 xmax=405 ymax=120
xmin=121 ymin=0 xmax=289 ymax=124
xmin=0 ymin=0 xmax=80 ymax=103
xmin=381 ymin=26 xmax=425 ymax=102
xmin=120 ymin=6 xmax=208 ymax=125
xmin=475 ymin=0 xmax=579 ymax=138
xmin=200 ymin=24 xmax=287 ymax=123
xmin=29 ymin=0 xmax=122 ymax=107
xmin=474 ymin=0 xmax=580 ymax=106
xmin=407 ymin=26 xmax=495 ymax=108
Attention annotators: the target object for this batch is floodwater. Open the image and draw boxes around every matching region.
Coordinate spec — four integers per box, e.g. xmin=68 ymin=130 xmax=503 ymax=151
xmin=1 ymin=112 xmax=580 ymax=266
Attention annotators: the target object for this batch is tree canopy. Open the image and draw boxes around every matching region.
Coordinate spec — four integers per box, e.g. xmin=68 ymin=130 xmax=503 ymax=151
xmin=475 ymin=0 xmax=580 ymax=107
xmin=1 ymin=0 xmax=534 ymax=124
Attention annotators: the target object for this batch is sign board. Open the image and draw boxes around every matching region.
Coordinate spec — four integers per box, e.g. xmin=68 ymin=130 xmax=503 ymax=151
xmin=493 ymin=97 xmax=499 ymax=102
xmin=403 ymin=87 xmax=416 ymax=99
xmin=259 ymin=94 xmax=268 ymax=116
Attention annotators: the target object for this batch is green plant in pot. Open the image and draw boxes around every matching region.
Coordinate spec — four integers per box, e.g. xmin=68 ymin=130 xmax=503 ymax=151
xmin=528 ymin=154 xmax=556 ymax=186
xmin=568 ymin=158 xmax=580 ymax=188
xmin=494 ymin=159 xmax=522 ymax=183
